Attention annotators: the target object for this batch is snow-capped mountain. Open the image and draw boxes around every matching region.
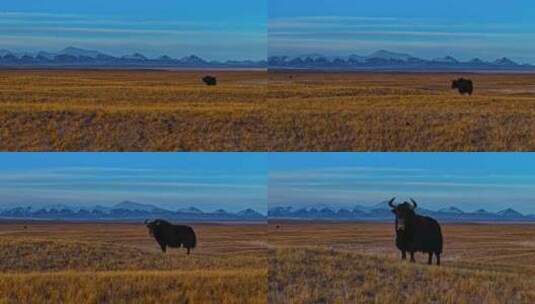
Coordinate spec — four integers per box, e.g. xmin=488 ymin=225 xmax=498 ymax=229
xmin=113 ymin=201 xmax=162 ymax=212
xmin=237 ymin=208 xmax=265 ymax=218
xmin=121 ymin=53 xmax=148 ymax=61
xmin=0 ymin=202 xmax=266 ymax=222
xmin=432 ymin=56 xmax=459 ymax=64
xmin=497 ymin=208 xmax=523 ymax=217
xmin=494 ymin=57 xmax=518 ymax=66
xmin=269 ymin=50 xmax=532 ymax=71
xmin=368 ymin=50 xmax=415 ymax=61
xmin=58 ymin=46 xmax=104 ymax=59
xmin=0 ymin=46 xmax=265 ymax=68
xmin=269 ymin=202 xmax=533 ymax=223
xmin=437 ymin=206 xmax=464 ymax=214
xmin=0 ymin=49 xmax=12 ymax=57
xmin=178 ymin=55 xmax=206 ymax=64
xmin=177 ymin=207 xmax=203 ymax=214
xmin=473 ymin=208 xmax=490 ymax=215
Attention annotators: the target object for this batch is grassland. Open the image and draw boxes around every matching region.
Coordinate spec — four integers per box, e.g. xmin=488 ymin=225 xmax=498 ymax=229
xmin=4 ymin=70 xmax=534 ymax=151
xmin=268 ymin=222 xmax=535 ymax=303
xmin=6 ymin=70 xmax=535 ymax=152
xmin=268 ymin=72 xmax=535 ymax=151
xmin=0 ymin=70 xmax=266 ymax=151
xmin=0 ymin=222 xmax=267 ymax=303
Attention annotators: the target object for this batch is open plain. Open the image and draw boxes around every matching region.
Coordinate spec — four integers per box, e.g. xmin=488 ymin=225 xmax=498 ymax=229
xmin=268 ymin=221 xmax=535 ymax=303
xmin=4 ymin=70 xmax=535 ymax=151
xmin=0 ymin=221 xmax=267 ymax=303
xmin=268 ymin=72 xmax=535 ymax=151
xmin=0 ymin=70 xmax=267 ymax=151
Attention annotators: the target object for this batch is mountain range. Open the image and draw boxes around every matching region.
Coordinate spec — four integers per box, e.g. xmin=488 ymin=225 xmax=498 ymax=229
xmin=3 ymin=47 xmax=530 ymax=71
xmin=0 ymin=47 xmax=266 ymax=69
xmin=1 ymin=199 xmax=532 ymax=223
xmin=0 ymin=201 xmax=266 ymax=222
xmin=269 ymin=201 xmax=535 ymax=223
xmin=269 ymin=50 xmax=535 ymax=71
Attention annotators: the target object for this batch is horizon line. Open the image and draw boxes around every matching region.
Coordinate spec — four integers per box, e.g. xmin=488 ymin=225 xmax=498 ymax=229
xmin=269 ymin=203 xmax=535 ymax=215
xmin=268 ymin=49 xmax=533 ymax=65
xmin=1 ymin=202 xmax=266 ymax=214
xmin=0 ymin=45 xmax=266 ymax=62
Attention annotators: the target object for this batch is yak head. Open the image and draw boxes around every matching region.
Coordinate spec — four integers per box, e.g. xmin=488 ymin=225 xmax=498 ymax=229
xmin=451 ymin=78 xmax=467 ymax=89
xmin=144 ymin=219 xmax=161 ymax=237
xmin=202 ymin=76 xmax=217 ymax=86
xmin=388 ymin=197 xmax=417 ymax=231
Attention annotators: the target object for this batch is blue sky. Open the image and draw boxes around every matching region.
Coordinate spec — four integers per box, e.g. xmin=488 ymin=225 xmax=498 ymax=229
xmin=5 ymin=153 xmax=535 ymax=215
xmin=269 ymin=153 xmax=535 ymax=214
xmin=0 ymin=153 xmax=267 ymax=213
xmin=269 ymin=0 xmax=535 ymax=63
xmin=0 ymin=1 xmax=266 ymax=60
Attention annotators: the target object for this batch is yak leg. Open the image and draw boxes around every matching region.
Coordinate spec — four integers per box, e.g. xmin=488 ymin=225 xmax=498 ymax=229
xmin=427 ymin=252 xmax=433 ymax=265
xmin=159 ymin=242 xmax=167 ymax=253
xmin=410 ymin=252 xmax=415 ymax=263
xmin=436 ymin=253 xmax=441 ymax=266
xmin=401 ymin=250 xmax=406 ymax=260
xmin=187 ymin=248 xmax=190 ymax=255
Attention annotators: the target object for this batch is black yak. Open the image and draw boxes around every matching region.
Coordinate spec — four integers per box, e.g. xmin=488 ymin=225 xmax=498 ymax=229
xmin=202 ymin=75 xmax=217 ymax=86
xmin=388 ymin=198 xmax=443 ymax=265
xmin=451 ymin=78 xmax=473 ymax=95
xmin=145 ymin=219 xmax=197 ymax=254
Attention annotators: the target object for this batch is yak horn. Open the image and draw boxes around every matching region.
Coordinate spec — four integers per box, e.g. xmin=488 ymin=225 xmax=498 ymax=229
xmin=388 ymin=197 xmax=396 ymax=208
xmin=409 ymin=198 xmax=418 ymax=209
xmin=144 ymin=219 xmax=149 ymax=224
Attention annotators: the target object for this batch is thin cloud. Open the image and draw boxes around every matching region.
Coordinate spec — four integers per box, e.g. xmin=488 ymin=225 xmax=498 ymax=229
xmin=269 ymin=162 xmax=535 ymax=213
xmin=0 ymin=11 xmax=266 ymax=61
xmin=270 ymin=15 xmax=535 ymax=63
xmin=0 ymin=164 xmax=266 ymax=211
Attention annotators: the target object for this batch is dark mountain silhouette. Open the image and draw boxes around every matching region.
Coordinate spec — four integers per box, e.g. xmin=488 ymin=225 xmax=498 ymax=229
xmin=269 ymin=50 xmax=535 ymax=71
xmin=59 ymin=46 xmax=103 ymax=58
xmin=473 ymin=208 xmax=490 ymax=214
xmin=369 ymin=50 xmax=415 ymax=61
xmin=0 ymin=201 xmax=266 ymax=222
xmin=438 ymin=206 xmax=464 ymax=214
xmin=497 ymin=208 xmax=524 ymax=217
xmin=177 ymin=207 xmax=203 ymax=214
xmin=0 ymin=46 xmax=265 ymax=69
xmin=269 ymin=203 xmax=535 ymax=223
xmin=113 ymin=201 xmax=165 ymax=212
xmin=237 ymin=208 xmax=264 ymax=218
xmin=179 ymin=55 xmax=206 ymax=65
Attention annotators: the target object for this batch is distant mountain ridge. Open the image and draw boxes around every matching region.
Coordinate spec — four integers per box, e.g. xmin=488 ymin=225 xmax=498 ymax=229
xmin=269 ymin=202 xmax=535 ymax=223
xmin=0 ymin=201 xmax=266 ymax=222
xmin=0 ymin=46 xmax=266 ymax=69
xmin=269 ymin=50 xmax=535 ymax=71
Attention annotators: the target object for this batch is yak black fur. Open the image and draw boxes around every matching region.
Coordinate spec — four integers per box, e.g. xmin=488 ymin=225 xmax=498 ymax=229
xmin=145 ymin=219 xmax=197 ymax=254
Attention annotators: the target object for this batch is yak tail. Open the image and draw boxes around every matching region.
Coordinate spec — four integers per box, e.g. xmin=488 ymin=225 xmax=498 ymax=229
xmin=190 ymin=229 xmax=197 ymax=249
xmin=437 ymin=224 xmax=443 ymax=254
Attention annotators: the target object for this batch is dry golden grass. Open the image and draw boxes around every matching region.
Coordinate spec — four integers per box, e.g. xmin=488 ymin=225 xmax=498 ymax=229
xmin=0 ymin=70 xmax=267 ymax=151
xmin=0 ymin=270 xmax=265 ymax=304
xmin=268 ymin=222 xmax=535 ymax=303
xmin=0 ymin=222 xmax=267 ymax=303
xmin=5 ymin=70 xmax=533 ymax=151
xmin=268 ymin=72 xmax=535 ymax=151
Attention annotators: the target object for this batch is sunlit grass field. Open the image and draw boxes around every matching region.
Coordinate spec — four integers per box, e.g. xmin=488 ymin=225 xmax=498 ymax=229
xmin=268 ymin=222 xmax=535 ymax=303
xmin=4 ymin=70 xmax=533 ymax=151
xmin=268 ymin=72 xmax=535 ymax=151
xmin=0 ymin=222 xmax=267 ymax=303
xmin=0 ymin=70 xmax=267 ymax=151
